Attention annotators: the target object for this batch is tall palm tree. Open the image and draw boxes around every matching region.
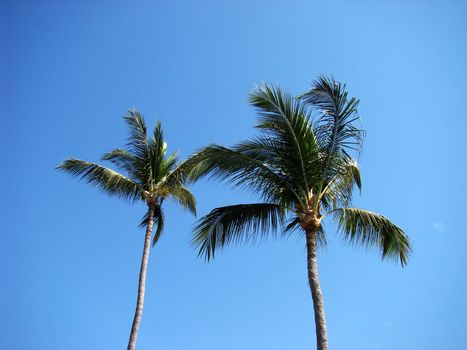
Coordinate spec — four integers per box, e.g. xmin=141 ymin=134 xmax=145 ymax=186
xmin=57 ymin=110 xmax=196 ymax=350
xmin=188 ymin=76 xmax=411 ymax=350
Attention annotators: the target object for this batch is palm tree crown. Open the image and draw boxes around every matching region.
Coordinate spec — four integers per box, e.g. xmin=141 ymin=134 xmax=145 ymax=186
xmin=190 ymin=76 xmax=410 ymax=263
xmin=58 ymin=109 xmax=196 ymax=244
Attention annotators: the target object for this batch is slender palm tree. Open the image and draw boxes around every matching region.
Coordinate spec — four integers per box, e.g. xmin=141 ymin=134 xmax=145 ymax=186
xmin=57 ymin=109 xmax=196 ymax=350
xmin=188 ymin=76 xmax=410 ymax=350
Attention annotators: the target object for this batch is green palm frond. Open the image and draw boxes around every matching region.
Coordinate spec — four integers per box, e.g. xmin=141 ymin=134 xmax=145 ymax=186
xmin=301 ymin=76 xmax=363 ymax=182
xmin=331 ymin=208 xmax=410 ymax=266
xmin=122 ymin=109 xmax=154 ymax=187
xmin=149 ymin=121 xmax=167 ymax=183
xmin=124 ymin=109 xmax=150 ymax=165
xmin=162 ymin=159 xmax=192 ymax=188
xmin=187 ymin=145 xmax=290 ymax=205
xmin=138 ymin=206 xmax=165 ymax=246
xmin=57 ymin=158 xmax=142 ymax=201
xmin=193 ymin=203 xmax=285 ymax=261
xmin=101 ymin=148 xmax=138 ymax=178
xmin=233 ymin=137 xmax=313 ymax=206
xmin=284 ymin=216 xmax=301 ymax=233
xmin=168 ymin=186 xmax=197 ymax=215
xmin=152 ymin=206 xmax=165 ymax=246
xmin=158 ymin=152 xmax=178 ymax=182
xmin=152 ymin=121 xmax=165 ymax=155
xmin=249 ymin=84 xmax=321 ymax=197
xmin=321 ymin=157 xmax=361 ymax=209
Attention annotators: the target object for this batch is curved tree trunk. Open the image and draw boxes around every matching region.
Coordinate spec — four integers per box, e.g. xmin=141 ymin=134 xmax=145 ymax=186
xmin=305 ymin=229 xmax=329 ymax=350
xmin=127 ymin=206 xmax=155 ymax=350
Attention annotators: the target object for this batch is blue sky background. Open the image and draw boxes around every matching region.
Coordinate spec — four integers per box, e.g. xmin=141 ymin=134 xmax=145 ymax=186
xmin=2 ymin=1 xmax=467 ymax=349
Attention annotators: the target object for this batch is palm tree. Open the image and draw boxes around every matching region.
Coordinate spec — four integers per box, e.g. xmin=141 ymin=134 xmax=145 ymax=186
xmin=188 ymin=76 xmax=411 ymax=350
xmin=57 ymin=110 xmax=196 ymax=350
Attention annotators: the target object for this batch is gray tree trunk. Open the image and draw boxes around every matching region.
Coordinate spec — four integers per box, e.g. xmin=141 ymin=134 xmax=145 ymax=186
xmin=127 ymin=206 xmax=155 ymax=350
xmin=305 ymin=229 xmax=329 ymax=350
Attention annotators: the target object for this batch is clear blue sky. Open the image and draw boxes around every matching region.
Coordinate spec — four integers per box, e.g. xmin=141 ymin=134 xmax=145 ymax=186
xmin=2 ymin=1 xmax=467 ymax=349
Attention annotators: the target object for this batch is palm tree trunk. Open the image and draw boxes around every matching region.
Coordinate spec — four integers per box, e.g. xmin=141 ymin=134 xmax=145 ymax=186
xmin=127 ymin=206 xmax=155 ymax=350
xmin=305 ymin=229 xmax=329 ymax=350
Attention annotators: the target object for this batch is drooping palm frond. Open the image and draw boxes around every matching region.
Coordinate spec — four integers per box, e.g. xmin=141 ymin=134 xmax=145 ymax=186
xmin=283 ymin=215 xmax=301 ymax=234
xmin=57 ymin=158 xmax=142 ymax=201
xmin=301 ymin=76 xmax=363 ymax=183
xmin=152 ymin=208 xmax=165 ymax=246
xmin=331 ymin=207 xmax=411 ymax=266
xmin=193 ymin=203 xmax=285 ymax=260
xmin=168 ymin=186 xmax=197 ymax=215
xmin=138 ymin=205 xmax=165 ymax=246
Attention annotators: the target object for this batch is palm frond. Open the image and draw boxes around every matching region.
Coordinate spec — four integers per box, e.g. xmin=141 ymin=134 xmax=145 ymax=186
xmin=148 ymin=121 xmax=167 ymax=184
xmin=101 ymin=148 xmax=137 ymax=179
xmin=301 ymin=76 xmax=363 ymax=182
xmin=139 ymin=206 xmax=165 ymax=246
xmin=57 ymin=158 xmax=142 ymax=201
xmin=284 ymin=216 xmax=301 ymax=234
xmin=331 ymin=208 xmax=410 ymax=266
xmin=193 ymin=203 xmax=285 ymax=261
xmin=249 ymin=84 xmax=321 ymax=197
xmin=124 ymin=109 xmax=148 ymax=153
xmin=162 ymin=158 xmax=192 ymax=188
xmin=186 ymin=145 xmax=291 ymax=205
xmin=321 ymin=157 xmax=361 ymax=209
xmin=233 ymin=137 xmax=313 ymax=206
xmin=152 ymin=207 xmax=165 ymax=246
xmin=168 ymin=186 xmax=197 ymax=215
xmin=158 ymin=152 xmax=178 ymax=182
xmin=123 ymin=109 xmax=151 ymax=177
